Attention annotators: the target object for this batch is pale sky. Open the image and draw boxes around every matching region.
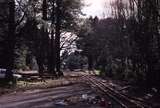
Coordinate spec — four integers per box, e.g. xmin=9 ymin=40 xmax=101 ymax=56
xmin=82 ymin=0 xmax=112 ymax=18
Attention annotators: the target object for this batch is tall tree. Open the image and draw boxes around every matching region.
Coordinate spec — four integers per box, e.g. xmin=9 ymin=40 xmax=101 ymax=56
xmin=55 ymin=0 xmax=63 ymax=76
xmin=0 ymin=0 xmax=8 ymax=68
xmin=50 ymin=0 xmax=56 ymax=75
xmin=5 ymin=0 xmax=16 ymax=80
xmin=8 ymin=0 xmax=15 ymax=67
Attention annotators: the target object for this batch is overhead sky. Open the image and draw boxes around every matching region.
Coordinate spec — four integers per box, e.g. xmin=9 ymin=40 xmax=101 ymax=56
xmin=82 ymin=0 xmax=112 ymax=18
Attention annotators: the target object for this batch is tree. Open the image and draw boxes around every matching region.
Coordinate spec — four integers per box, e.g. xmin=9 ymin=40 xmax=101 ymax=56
xmin=0 ymin=0 xmax=84 ymax=78
xmin=53 ymin=0 xmax=83 ymax=76
xmin=55 ymin=0 xmax=63 ymax=76
xmin=8 ymin=0 xmax=16 ymax=68
xmin=65 ymin=51 xmax=87 ymax=71
xmin=108 ymin=0 xmax=160 ymax=88
xmin=76 ymin=0 xmax=160 ymax=89
xmin=0 ymin=0 xmax=9 ymax=68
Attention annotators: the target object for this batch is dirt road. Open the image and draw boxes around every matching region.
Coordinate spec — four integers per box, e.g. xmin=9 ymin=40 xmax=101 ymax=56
xmin=0 ymin=84 xmax=99 ymax=108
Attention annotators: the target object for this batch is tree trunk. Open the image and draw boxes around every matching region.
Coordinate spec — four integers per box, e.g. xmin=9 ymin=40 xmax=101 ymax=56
xmin=5 ymin=0 xmax=15 ymax=81
xmin=50 ymin=29 xmax=56 ymax=75
xmin=42 ymin=0 xmax=47 ymax=20
xmin=55 ymin=0 xmax=63 ymax=76
xmin=36 ymin=56 xmax=44 ymax=77
xmin=49 ymin=0 xmax=56 ymax=76
xmin=7 ymin=0 xmax=15 ymax=69
xmin=88 ymin=55 xmax=93 ymax=71
xmin=37 ymin=1 xmax=47 ymax=75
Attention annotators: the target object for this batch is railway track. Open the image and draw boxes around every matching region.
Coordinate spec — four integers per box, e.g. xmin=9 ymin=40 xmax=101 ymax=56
xmin=80 ymin=75 xmax=152 ymax=108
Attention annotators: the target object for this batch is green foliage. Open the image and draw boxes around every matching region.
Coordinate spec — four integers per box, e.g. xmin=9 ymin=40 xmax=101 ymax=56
xmin=61 ymin=0 xmax=84 ymax=32
xmin=0 ymin=0 xmax=84 ymax=74
xmin=76 ymin=0 xmax=160 ymax=88
xmin=65 ymin=52 xmax=87 ymax=70
xmin=14 ymin=42 xmax=28 ymax=70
